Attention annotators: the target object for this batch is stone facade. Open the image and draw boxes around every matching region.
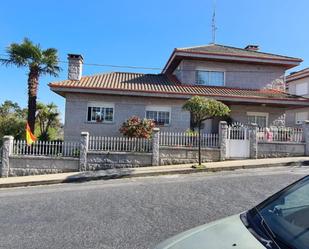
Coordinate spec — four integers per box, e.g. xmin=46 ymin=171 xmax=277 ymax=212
xmin=87 ymin=152 xmax=152 ymax=170
xmin=79 ymin=132 xmax=89 ymax=171
xmin=159 ymin=147 xmax=220 ymax=165
xmin=68 ymin=54 xmax=83 ymax=81
xmin=249 ymin=123 xmax=258 ymax=159
xmin=64 ymin=93 xmax=287 ymax=141
xmin=0 ymin=136 xmax=13 ymax=177
xmin=174 ymin=59 xmax=285 ymax=89
xmin=9 ymin=156 xmax=79 ymax=176
xmin=219 ymin=121 xmax=227 ymax=161
xmin=151 ymin=128 xmax=160 ymax=166
xmin=257 ymin=142 xmax=305 ymax=158
xmin=64 ymin=93 xmax=191 ymax=141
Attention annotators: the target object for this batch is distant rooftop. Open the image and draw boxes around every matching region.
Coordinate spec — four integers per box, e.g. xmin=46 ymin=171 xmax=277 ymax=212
xmin=287 ymin=67 xmax=309 ymax=82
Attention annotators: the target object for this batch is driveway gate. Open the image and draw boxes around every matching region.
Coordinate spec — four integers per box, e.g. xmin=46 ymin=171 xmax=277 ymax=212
xmin=226 ymin=126 xmax=250 ymax=159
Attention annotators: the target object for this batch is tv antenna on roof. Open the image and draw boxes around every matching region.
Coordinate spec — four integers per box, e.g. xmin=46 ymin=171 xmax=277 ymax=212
xmin=211 ymin=0 xmax=217 ymax=44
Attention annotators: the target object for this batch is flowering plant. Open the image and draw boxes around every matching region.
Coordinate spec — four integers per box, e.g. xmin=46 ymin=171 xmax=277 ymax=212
xmin=119 ymin=116 xmax=155 ymax=138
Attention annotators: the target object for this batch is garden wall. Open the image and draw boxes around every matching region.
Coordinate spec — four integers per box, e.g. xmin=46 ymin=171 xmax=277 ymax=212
xmin=257 ymin=142 xmax=305 ymax=158
xmin=9 ymin=156 xmax=79 ymax=176
xmin=159 ymin=147 xmax=220 ymax=165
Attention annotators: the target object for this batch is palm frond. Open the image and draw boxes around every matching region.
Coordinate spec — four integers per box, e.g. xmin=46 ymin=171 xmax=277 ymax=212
xmin=1 ymin=38 xmax=61 ymax=77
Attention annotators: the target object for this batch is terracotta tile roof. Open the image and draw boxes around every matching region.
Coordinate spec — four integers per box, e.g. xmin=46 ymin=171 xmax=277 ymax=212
xmin=49 ymin=72 xmax=309 ymax=103
xmin=286 ymin=67 xmax=309 ymax=82
xmin=177 ymin=44 xmax=302 ymax=62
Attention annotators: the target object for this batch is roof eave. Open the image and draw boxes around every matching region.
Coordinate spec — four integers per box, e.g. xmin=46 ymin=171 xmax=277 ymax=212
xmin=286 ymin=72 xmax=309 ymax=83
xmin=49 ymin=86 xmax=309 ymax=107
xmin=163 ymin=51 xmax=302 ymax=74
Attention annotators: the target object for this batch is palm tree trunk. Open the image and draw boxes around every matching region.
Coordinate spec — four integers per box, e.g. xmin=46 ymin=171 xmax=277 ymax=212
xmin=27 ymin=67 xmax=39 ymax=133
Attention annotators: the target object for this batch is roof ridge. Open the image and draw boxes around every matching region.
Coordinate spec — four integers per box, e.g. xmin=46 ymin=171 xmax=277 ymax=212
xmin=78 ymin=71 xmax=159 ymax=79
xmin=177 ymin=43 xmax=214 ymax=50
xmin=177 ymin=43 xmax=301 ymax=61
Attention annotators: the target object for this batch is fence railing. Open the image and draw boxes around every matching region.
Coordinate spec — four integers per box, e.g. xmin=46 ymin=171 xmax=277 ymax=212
xmin=227 ymin=126 xmax=250 ymax=140
xmin=13 ymin=140 xmax=80 ymax=157
xmin=257 ymin=127 xmax=304 ymax=143
xmin=88 ymin=136 xmax=152 ymax=152
xmin=159 ymin=132 xmax=219 ymax=148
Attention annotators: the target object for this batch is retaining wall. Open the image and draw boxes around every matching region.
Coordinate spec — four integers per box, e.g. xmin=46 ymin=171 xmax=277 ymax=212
xmin=87 ymin=151 xmax=152 ymax=170
xmin=257 ymin=142 xmax=305 ymax=158
xmin=9 ymin=156 xmax=79 ymax=176
xmin=160 ymin=147 xmax=220 ymax=165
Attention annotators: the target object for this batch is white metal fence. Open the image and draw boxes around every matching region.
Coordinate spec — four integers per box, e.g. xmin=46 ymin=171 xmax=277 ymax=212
xmin=227 ymin=126 xmax=250 ymax=140
xmin=13 ymin=140 xmax=80 ymax=157
xmin=257 ymin=127 xmax=303 ymax=143
xmin=88 ymin=136 xmax=152 ymax=152
xmin=159 ymin=132 xmax=219 ymax=148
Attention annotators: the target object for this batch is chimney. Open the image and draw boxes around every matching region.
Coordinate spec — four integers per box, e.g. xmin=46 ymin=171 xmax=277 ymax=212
xmin=68 ymin=54 xmax=83 ymax=80
xmin=244 ymin=45 xmax=259 ymax=51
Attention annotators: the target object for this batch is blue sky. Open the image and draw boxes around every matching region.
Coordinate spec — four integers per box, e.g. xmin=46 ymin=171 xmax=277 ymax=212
xmin=1 ymin=0 xmax=309 ymax=121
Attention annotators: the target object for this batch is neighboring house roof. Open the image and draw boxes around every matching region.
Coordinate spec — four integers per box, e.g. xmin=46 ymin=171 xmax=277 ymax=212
xmin=49 ymin=72 xmax=309 ymax=107
xmin=286 ymin=67 xmax=309 ymax=83
xmin=163 ymin=44 xmax=302 ymax=73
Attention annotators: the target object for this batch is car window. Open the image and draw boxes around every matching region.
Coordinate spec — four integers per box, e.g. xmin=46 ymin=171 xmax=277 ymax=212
xmin=256 ymin=177 xmax=309 ymax=249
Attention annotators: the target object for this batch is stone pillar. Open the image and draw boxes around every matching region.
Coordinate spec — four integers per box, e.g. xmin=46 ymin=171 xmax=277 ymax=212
xmin=249 ymin=123 xmax=258 ymax=159
xmin=219 ymin=121 xmax=228 ymax=161
xmin=302 ymin=120 xmax=309 ymax=156
xmin=1 ymin=136 xmax=14 ymax=177
xmin=79 ymin=132 xmax=89 ymax=171
xmin=152 ymin=128 xmax=160 ymax=166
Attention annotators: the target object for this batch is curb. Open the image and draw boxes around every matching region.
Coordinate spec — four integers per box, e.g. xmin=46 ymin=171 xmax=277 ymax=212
xmin=0 ymin=160 xmax=308 ymax=189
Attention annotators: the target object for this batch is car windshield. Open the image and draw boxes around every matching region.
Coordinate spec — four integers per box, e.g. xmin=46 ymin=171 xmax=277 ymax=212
xmin=253 ymin=176 xmax=309 ymax=249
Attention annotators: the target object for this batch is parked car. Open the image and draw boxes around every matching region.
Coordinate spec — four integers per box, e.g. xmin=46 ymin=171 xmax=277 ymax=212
xmin=154 ymin=175 xmax=309 ymax=249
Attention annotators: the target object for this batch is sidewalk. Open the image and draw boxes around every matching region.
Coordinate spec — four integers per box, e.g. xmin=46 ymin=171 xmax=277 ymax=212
xmin=0 ymin=157 xmax=308 ymax=188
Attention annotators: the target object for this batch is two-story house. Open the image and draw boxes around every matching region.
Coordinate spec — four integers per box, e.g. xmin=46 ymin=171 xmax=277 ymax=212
xmin=285 ymin=68 xmax=309 ymax=126
xmin=49 ymin=44 xmax=309 ymax=141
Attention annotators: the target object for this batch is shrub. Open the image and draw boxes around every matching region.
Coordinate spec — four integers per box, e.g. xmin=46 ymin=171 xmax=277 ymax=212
xmin=119 ymin=116 xmax=155 ymax=138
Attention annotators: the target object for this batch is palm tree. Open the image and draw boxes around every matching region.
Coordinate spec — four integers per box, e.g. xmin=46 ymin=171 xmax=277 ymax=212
xmin=0 ymin=38 xmax=61 ymax=133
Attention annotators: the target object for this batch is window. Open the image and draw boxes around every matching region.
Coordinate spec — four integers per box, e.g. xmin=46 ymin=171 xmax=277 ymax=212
xmin=295 ymin=112 xmax=307 ymax=125
xmin=247 ymin=112 xmax=268 ymax=127
xmin=87 ymin=103 xmax=114 ymax=123
xmin=196 ymin=70 xmax=224 ymax=86
xmin=145 ymin=106 xmax=171 ymax=126
xmin=295 ymin=82 xmax=308 ymax=95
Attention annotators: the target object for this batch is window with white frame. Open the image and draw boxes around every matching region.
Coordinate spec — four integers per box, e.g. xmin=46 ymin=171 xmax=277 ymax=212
xmin=87 ymin=103 xmax=114 ymax=123
xmin=247 ymin=112 xmax=268 ymax=127
xmin=295 ymin=82 xmax=308 ymax=96
xmin=295 ymin=112 xmax=308 ymax=125
xmin=145 ymin=106 xmax=171 ymax=126
xmin=196 ymin=70 xmax=225 ymax=86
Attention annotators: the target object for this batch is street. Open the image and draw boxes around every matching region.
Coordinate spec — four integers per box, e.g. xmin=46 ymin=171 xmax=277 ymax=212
xmin=0 ymin=166 xmax=308 ymax=249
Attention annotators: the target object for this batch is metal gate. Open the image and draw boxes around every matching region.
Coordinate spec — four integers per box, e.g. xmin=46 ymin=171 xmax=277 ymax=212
xmin=226 ymin=126 xmax=250 ymax=159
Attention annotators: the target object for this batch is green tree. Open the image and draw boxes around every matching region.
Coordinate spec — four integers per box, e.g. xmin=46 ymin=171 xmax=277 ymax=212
xmin=0 ymin=38 xmax=61 ymax=133
xmin=119 ymin=116 xmax=155 ymax=138
xmin=0 ymin=101 xmax=27 ymax=145
xmin=35 ymin=102 xmax=62 ymax=141
xmin=183 ymin=96 xmax=230 ymax=166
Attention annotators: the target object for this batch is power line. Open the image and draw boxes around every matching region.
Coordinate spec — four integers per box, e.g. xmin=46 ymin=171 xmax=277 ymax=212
xmin=0 ymin=53 xmax=286 ymax=74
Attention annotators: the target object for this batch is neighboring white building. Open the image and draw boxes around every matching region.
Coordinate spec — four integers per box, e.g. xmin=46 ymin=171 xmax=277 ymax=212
xmin=286 ymin=68 xmax=309 ymax=126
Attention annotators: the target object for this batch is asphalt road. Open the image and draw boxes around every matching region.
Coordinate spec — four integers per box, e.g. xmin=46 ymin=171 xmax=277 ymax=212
xmin=0 ymin=166 xmax=308 ymax=249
